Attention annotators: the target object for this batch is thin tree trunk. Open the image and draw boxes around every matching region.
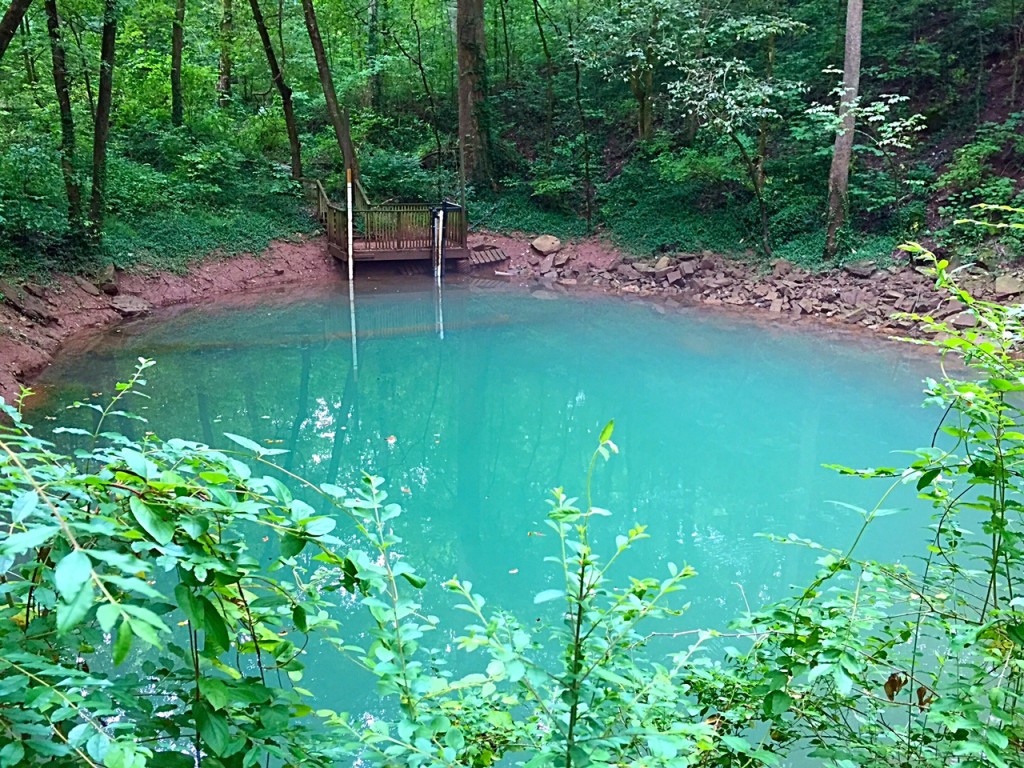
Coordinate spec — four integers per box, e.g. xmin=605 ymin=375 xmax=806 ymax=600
xmin=44 ymin=0 xmax=83 ymax=241
xmin=276 ymin=0 xmax=284 ymax=70
xmin=729 ymin=131 xmax=773 ymax=258
xmin=171 ymin=0 xmax=185 ymax=125
xmin=366 ymin=0 xmax=382 ymax=108
xmin=249 ymin=0 xmax=302 ymax=178
xmin=630 ymin=68 xmax=654 ymax=140
xmin=387 ymin=10 xmax=442 ymax=193
xmin=88 ymin=0 xmax=117 ymax=245
xmin=457 ymin=0 xmax=492 ymax=187
xmin=20 ymin=16 xmax=36 ymax=84
xmin=0 ymin=0 xmax=33 ymax=64
xmin=823 ymin=0 xmax=863 ymax=262
xmin=531 ymin=0 xmax=553 ymax=150
xmin=300 ymin=0 xmax=359 ymax=178
xmin=67 ymin=17 xmax=95 ymax=121
xmin=217 ymin=0 xmax=232 ymax=106
xmin=498 ymin=0 xmax=511 ymax=85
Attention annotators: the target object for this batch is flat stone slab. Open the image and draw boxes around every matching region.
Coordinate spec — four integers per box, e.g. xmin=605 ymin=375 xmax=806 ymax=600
xmin=110 ymin=295 xmax=152 ymax=317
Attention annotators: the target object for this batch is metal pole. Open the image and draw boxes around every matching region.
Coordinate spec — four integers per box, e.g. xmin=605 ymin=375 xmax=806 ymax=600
xmin=436 ymin=205 xmax=445 ymax=288
xmin=346 ymin=168 xmax=354 ymax=283
xmin=436 ymin=277 xmax=445 ymax=341
xmin=346 ymin=168 xmax=358 ymax=379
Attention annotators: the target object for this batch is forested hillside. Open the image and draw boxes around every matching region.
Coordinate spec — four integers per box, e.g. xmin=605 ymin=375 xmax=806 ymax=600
xmin=1 ymin=0 xmax=1022 ymax=275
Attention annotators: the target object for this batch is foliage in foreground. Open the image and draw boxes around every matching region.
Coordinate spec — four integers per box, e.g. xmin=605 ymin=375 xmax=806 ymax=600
xmin=3 ymin=251 xmax=1024 ymax=767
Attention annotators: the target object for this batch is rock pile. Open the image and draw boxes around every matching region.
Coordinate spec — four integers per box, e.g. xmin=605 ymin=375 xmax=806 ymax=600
xmin=514 ymin=248 xmax=1024 ymax=337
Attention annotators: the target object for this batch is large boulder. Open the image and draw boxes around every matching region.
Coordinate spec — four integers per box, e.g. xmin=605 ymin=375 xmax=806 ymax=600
xmin=531 ymin=234 xmax=562 ymax=256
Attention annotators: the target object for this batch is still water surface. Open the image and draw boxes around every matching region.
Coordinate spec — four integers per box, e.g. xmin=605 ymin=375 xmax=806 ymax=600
xmin=34 ymin=278 xmax=940 ymax=716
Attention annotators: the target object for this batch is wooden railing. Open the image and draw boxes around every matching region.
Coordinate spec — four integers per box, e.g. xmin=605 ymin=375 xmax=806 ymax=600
xmin=302 ymin=178 xmax=468 ymax=260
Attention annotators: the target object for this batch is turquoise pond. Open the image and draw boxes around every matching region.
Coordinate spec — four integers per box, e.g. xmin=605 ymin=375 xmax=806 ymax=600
xmin=32 ymin=277 xmax=942 ymax=716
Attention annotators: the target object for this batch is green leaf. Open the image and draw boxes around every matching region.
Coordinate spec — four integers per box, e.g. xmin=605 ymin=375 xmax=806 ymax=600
xmin=1 ymin=525 xmax=60 ymax=556
xmin=1006 ymin=623 xmax=1024 ymax=646
xmin=763 ymin=690 xmax=793 ymax=717
xmin=56 ymin=580 xmax=95 ymax=634
xmin=598 ymin=419 xmax=615 ymax=443
xmin=196 ymin=701 xmax=231 ymax=756
xmin=399 ymin=572 xmax=427 ymax=589
xmin=721 ymin=735 xmax=751 ymax=754
xmin=201 ymin=596 xmax=231 ymax=652
xmin=113 ymin=620 xmax=134 ymax=664
xmin=97 ymin=603 xmax=120 ymax=633
xmin=11 ymin=490 xmax=38 ymax=523
xmin=292 ymin=604 xmax=308 ymax=633
xmin=0 ymin=742 xmax=25 ymax=768
xmin=223 ymin=432 xmax=264 ymax=454
xmin=915 ymin=468 xmax=941 ymax=491
xmin=281 ymin=533 xmax=305 ymax=558
xmin=534 ymin=589 xmax=564 ymax=604
xmin=200 ymin=678 xmax=230 ymax=711
xmin=304 ymin=517 xmax=336 ymax=537
xmin=129 ymin=497 xmax=175 ymax=546
xmin=174 ymin=584 xmax=203 ymax=626
xmin=54 ymin=550 xmax=93 ymax=602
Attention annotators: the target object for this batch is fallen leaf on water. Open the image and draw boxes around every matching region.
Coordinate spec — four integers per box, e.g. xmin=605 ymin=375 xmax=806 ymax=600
xmin=401 ymin=487 xmax=411 ymax=494
xmin=386 ymin=435 xmax=397 ymax=445
xmin=527 ymin=531 xmax=545 ymax=537
xmin=508 ymin=569 xmax=519 ymax=574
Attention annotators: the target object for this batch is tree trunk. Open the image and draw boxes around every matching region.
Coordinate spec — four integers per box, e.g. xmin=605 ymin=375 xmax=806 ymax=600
xmin=531 ymin=0 xmax=553 ymax=150
xmin=20 ymin=15 xmax=36 ymax=84
xmin=629 ymin=68 xmax=654 ymax=140
xmin=67 ymin=18 xmax=95 ymax=121
xmin=0 ymin=0 xmax=33 ymax=64
xmin=88 ymin=0 xmax=117 ymax=245
xmin=366 ymin=0 xmax=381 ymax=108
xmin=170 ymin=0 xmax=185 ymax=125
xmin=249 ymin=0 xmax=302 ymax=178
xmin=43 ymin=0 xmax=83 ymax=240
xmin=457 ymin=0 xmax=492 ymax=187
xmin=217 ymin=0 xmax=232 ymax=105
xmin=498 ymin=0 xmax=511 ymax=85
xmin=300 ymin=0 xmax=358 ymax=179
xmin=823 ymin=0 xmax=863 ymax=262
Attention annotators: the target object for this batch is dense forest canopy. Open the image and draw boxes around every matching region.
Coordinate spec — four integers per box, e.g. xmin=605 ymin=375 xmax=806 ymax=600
xmin=1 ymin=0 xmax=1023 ymax=274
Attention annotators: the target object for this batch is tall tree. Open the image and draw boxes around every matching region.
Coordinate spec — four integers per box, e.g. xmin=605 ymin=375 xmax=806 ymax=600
xmin=88 ymin=0 xmax=117 ymax=243
xmin=457 ymin=0 xmax=492 ymax=186
xmin=366 ymin=0 xmax=382 ymax=108
xmin=300 ymin=0 xmax=359 ymax=180
xmin=248 ymin=0 xmax=302 ymax=178
xmin=823 ymin=0 xmax=863 ymax=262
xmin=0 ymin=0 xmax=33 ymax=63
xmin=217 ymin=0 xmax=232 ymax=105
xmin=43 ymin=0 xmax=83 ymax=240
xmin=170 ymin=0 xmax=185 ymax=125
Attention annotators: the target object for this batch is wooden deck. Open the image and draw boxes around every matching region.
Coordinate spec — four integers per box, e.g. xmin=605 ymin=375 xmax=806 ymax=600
xmin=304 ymin=178 xmax=476 ymax=263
